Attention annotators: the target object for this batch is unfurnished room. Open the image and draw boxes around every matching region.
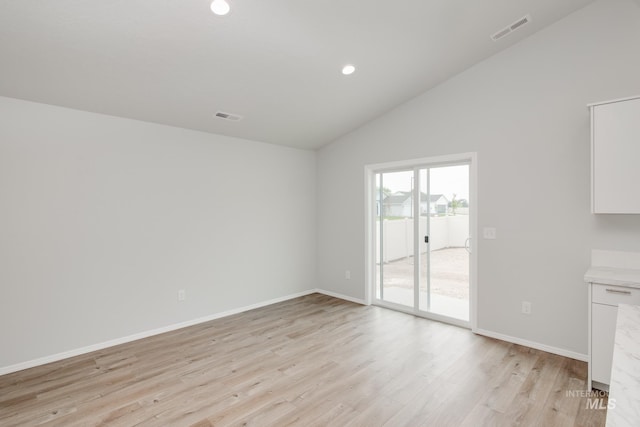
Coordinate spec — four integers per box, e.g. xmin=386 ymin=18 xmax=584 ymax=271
xmin=2 ymin=0 xmax=640 ymax=426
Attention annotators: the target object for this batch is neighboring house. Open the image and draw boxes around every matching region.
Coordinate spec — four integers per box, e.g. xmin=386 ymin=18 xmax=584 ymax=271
xmin=429 ymin=194 xmax=449 ymax=215
xmin=382 ymin=191 xmax=412 ymax=217
xmin=382 ymin=192 xmax=449 ymax=217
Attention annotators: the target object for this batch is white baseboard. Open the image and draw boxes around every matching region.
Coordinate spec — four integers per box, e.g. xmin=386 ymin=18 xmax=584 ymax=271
xmin=474 ymin=328 xmax=588 ymax=362
xmin=0 ymin=289 xmax=317 ymax=376
xmin=315 ymin=288 xmax=367 ymax=305
xmin=1 ymin=291 xmax=585 ymax=376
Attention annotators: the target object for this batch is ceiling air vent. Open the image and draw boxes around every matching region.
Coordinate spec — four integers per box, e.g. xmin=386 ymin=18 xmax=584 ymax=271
xmin=491 ymin=14 xmax=531 ymax=41
xmin=215 ymin=111 xmax=243 ymax=121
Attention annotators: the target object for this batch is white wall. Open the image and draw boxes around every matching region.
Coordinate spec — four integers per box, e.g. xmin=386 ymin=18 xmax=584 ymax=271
xmin=317 ymin=0 xmax=640 ymax=356
xmin=0 ymin=97 xmax=316 ymax=369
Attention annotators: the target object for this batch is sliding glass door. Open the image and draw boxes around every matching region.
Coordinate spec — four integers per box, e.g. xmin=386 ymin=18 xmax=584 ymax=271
xmin=374 ymin=162 xmax=471 ymax=325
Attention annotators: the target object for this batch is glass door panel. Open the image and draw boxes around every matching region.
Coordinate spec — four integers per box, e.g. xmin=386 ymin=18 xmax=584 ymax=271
xmin=419 ymin=165 xmax=470 ymax=321
xmin=376 ymin=170 xmax=414 ymax=308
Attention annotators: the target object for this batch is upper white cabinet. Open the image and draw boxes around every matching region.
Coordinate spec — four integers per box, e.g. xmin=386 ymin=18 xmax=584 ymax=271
xmin=590 ymin=96 xmax=640 ymax=214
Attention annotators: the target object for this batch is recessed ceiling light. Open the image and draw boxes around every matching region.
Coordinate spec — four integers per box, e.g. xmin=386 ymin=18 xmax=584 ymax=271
xmin=210 ymin=0 xmax=230 ymax=15
xmin=342 ymin=64 xmax=356 ymax=75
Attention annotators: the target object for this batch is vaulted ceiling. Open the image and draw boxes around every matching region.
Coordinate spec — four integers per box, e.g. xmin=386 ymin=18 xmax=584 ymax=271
xmin=0 ymin=0 xmax=597 ymax=149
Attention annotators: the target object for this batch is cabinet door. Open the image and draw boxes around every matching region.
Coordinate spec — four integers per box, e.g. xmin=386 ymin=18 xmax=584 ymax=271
xmin=592 ymin=98 xmax=640 ymax=213
xmin=591 ymin=303 xmax=618 ymax=385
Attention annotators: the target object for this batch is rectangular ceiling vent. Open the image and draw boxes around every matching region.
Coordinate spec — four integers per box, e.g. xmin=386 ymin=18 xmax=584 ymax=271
xmin=491 ymin=14 xmax=531 ymax=41
xmin=215 ymin=111 xmax=243 ymax=121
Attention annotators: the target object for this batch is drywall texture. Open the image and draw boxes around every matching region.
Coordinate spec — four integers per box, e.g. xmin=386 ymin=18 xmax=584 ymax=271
xmin=0 ymin=97 xmax=316 ymax=369
xmin=317 ymin=0 xmax=640 ymax=356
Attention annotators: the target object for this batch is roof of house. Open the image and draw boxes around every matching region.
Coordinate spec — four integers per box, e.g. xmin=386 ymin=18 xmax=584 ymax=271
xmin=383 ymin=192 xmax=448 ymax=204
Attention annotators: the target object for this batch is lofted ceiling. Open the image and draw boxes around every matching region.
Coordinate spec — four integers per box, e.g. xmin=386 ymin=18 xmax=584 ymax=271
xmin=0 ymin=0 xmax=597 ymax=150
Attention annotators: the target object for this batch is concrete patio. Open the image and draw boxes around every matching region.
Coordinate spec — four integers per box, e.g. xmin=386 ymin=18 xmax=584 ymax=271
xmin=376 ymin=247 xmax=469 ymax=320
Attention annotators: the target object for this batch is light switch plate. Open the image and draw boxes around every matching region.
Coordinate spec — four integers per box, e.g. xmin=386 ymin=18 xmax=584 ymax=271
xmin=483 ymin=227 xmax=497 ymax=239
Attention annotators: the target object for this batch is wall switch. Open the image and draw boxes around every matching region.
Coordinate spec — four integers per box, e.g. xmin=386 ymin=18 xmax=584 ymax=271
xmin=345 ymin=270 xmax=351 ymax=280
xmin=178 ymin=289 xmax=186 ymax=302
xmin=522 ymin=301 xmax=531 ymax=315
xmin=483 ymin=227 xmax=497 ymax=239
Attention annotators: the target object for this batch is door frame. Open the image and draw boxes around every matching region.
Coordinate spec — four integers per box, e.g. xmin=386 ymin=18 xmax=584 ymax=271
xmin=364 ymin=152 xmax=478 ymax=330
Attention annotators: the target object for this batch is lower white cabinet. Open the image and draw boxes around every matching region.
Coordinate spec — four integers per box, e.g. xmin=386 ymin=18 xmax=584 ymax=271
xmin=591 ymin=303 xmax=617 ymax=385
xmin=589 ymin=283 xmax=640 ymax=390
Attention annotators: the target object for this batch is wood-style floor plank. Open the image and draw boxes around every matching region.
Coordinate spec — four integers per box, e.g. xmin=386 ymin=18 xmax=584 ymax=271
xmin=0 ymin=294 xmax=607 ymax=426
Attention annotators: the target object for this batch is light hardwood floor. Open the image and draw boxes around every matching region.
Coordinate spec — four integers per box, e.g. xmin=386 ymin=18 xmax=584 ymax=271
xmin=0 ymin=294 xmax=606 ymax=426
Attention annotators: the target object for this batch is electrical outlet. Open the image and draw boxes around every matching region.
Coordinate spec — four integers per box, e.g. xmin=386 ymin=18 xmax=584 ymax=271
xmin=522 ymin=301 xmax=531 ymax=315
xmin=345 ymin=270 xmax=351 ymax=280
xmin=178 ymin=289 xmax=186 ymax=302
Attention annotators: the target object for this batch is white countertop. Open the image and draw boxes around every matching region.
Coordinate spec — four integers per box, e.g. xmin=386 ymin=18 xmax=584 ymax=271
xmin=584 ymin=267 xmax=640 ymax=288
xmin=606 ymin=304 xmax=640 ymax=427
